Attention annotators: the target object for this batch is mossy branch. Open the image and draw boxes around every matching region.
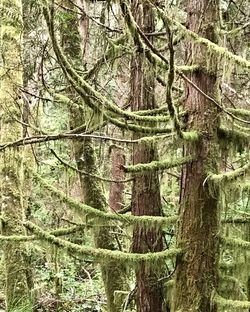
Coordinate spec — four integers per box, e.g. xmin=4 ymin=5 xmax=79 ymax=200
xmin=156 ymin=6 xmax=250 ymax=71
xmin=0 ymin=225 xmax=85 ymax=242
xmin=24 ymin=221 xmax=181 ymax=263
xmin=220 ymin=236 xmax=250 ymax=250
xmin=213 ymin=294 xmax=250 ymax=309
xmin=50 ymin=148 xmax=133 ymax=184
xmin=227 ymin=108 xmax=250 ymax=118
xmin=31 ymin=170 xmax=178 ymax=227
xmin=218 ymin=126 xmax=250 ymax=148
xmin=210 ymin=162 xmax=250 ymax=184
xmin=165 ymin=20 xmax=184 ymax=139
xmin=43 ymin=2 xmax=172 ymax=126
xmin=125 ymin=156 xmax=193 ymax=174
xmin=119 ymin=0 xmax=197 ymax=74
xmin=222 ymin=216 xmax=250 ymax=224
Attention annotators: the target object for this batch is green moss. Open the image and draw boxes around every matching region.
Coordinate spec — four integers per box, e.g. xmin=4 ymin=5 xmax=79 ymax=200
xmin=227 ymin=108 xmax=250 ymax=118
xmin=210 ymin=162 xmax=250 ymax=184
xmin=220 ymin=236 xmax=250 ymax=250
xmin=43 ymin=5 xmax=171 ymax=125
xmin=156 ymin=6 xmax=250 ymax=72
xmin=213 ymin=294 xmax=250 ymax=309
xmin=24 ymin=221 xmax=181 ymax=264
xmin=125 ymin=156 xmax=192 ymax=173
xmin=218 ymin=126 xmax=250 ymax=151
xmin=31 ymin=169 xmax=178 ymax=226
xmin=0 ymin=224 xmax=85 ymax=242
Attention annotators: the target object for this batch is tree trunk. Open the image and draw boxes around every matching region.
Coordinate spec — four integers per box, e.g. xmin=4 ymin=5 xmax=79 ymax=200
xmin=0 ymin=0 xmax=32 ymax=310
xmin=109 ymin=146 xmax=125 ymax=212
xmin=61 ymin=2 xmax=128 ymax=311
xmin=130 ymin=2 xmax=164 ymax=312
xmin=174 ymin=1 xmax=220 ymax=311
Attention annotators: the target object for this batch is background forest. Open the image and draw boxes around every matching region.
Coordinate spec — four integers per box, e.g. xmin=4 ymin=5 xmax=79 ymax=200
xmin=0 ymin=0 xmax=250 ymax=311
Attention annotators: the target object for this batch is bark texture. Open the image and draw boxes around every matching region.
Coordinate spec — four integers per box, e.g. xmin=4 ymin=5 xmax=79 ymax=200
xmin=174 ymin=1 xmax=220 ymax=311
xmin=62 ymin=2 xmax=128 ymax=311
xmin=130 ymin=2 xmax=164 ymax=311
xmin=0 ymin=0 xmax=32 ymax=310
xmin=109 ymin=147 xmax=125 ymax=212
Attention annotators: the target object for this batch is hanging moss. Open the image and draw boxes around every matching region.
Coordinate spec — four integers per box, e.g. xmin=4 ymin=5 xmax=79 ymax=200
xmin=125 ymin=156 xmax=193 ymax=173
xmin=220 ymin=236 xmax=250 ymax=250
xmin=24 ymin=221 xmax=181 ymax=264
xmin=43 ymin=5 xmax=172 ymax=125
xmin=220 ymin=275 xmax=248 ymax=301
xmin=227 ymin=108 xmax=250 ymax=118
xmin=222 ymin=217 xmax=250 ymax=224
xmin=213 ymin=294 xmax=250 ymax=309
xmin=156 ymin=6 xmax=250 ymax=72
xmin=218 ymin=126 xmax=250 ymax=150
xmin=30 ymin=170 xmax=178 ymax=227
xmin=0 ymin=225 xmax=85 ymax=242
xmin=119 ymin=0 xmax=197 ymax=76
xmin=210 ymin=162 xmax=250 ymax=184
xmin=85 ymin=34 xmax=127 ymax=80
xmin=182 ymin=131 xmax=200 ymax=141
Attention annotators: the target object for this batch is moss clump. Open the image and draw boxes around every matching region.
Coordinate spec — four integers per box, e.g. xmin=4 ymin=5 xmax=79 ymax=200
xmin=125 ymin=156 xmax=193 ymax=173
xmin=220 ymin=236 xmax=250 ymax=250
xmin=213 ymin=294 xmax=250 ymax=309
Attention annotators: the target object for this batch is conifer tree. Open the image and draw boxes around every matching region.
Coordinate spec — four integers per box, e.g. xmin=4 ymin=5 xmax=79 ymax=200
xmin=0 ymin=0 xmax=32 ymax=310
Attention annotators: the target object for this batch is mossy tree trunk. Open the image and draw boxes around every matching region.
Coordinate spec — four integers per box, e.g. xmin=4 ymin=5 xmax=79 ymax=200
xmin=130 ymin=2 xmax=164 ymax=311
xmin=0 ymin=0 xmax=32 ymax=310
xmin=61 ymin=2 xmax=128 ymax=311
xmin=174 ymin=1 xmax=220 ymax=311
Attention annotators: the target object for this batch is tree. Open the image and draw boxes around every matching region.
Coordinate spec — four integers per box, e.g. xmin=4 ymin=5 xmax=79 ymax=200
xmin=128 ymin=1 xmax=165 ymax=311
xmin=0 ymin=0 xmax=32 ymax=310
xmin=0 ymin=0 xmax=249 ymax=311
xmin=173 ymin=0 xmax=220 ymax=311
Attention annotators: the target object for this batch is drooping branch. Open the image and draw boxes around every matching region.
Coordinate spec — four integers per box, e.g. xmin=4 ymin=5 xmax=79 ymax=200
xmin=210 ymin=162 xmax=250 ymax=184
xmin=43 ymin=2 xmax=173 ymax=127
xmin=119 ymin=1 xmax=250 ymax=127
xmin=31 ymin=170 xmax=178 ymax=227
xmin=0 ymin=224 xmax=85 ymax=242
xmin=218 ymin=126 xmax=250 ymax=147
xmin=222 ymin=217 xmax=250 ymax=224
xmin=50 ymin=148 xmax=133 ymax=184
xmin=213 ymin=294 xmax=250 ymax=309
xmin=124 ymin=156 xmax=193 ymax=174
xmin=155 ymin=4 xmax=250 ymax=71
xmin=119 ymin=0 xmax=197 ymax=74
xmin=220 ymin=236 xmax=250 ymax=250
xmin=24 ymin=221 xmax=181 ymax=263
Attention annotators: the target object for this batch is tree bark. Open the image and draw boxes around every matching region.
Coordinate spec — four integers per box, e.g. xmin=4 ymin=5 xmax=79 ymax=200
xmin=130 ymin=2 xmax=164 ymax=311
xmin=61 ymin=2 xmax=128 ymax=311
xmin=174 ymin=1 xmax=220 ymax=311
xmin=0 ymin=0 xmax=32 ymax=310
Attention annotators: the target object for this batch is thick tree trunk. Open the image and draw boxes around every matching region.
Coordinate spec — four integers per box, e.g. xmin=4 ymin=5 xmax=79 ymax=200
xmin=174 ymin=1 xmax=220 ymax=311
xmin=0 ymin=0 xmax=32 ymax=310
xmin=130 ymin=2 xmax=164 ymax=312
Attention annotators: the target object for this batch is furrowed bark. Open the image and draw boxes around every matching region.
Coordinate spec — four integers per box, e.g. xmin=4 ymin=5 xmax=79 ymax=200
xmin=130 ymin=2 xmax=164 ymax=311
xmin=174 ymin=1 xmax=220 ymax=311
xmin=0 ymin=0 xmax=32 ymax=310
xmin=61 ymin=1 xmax=128 ymax=311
